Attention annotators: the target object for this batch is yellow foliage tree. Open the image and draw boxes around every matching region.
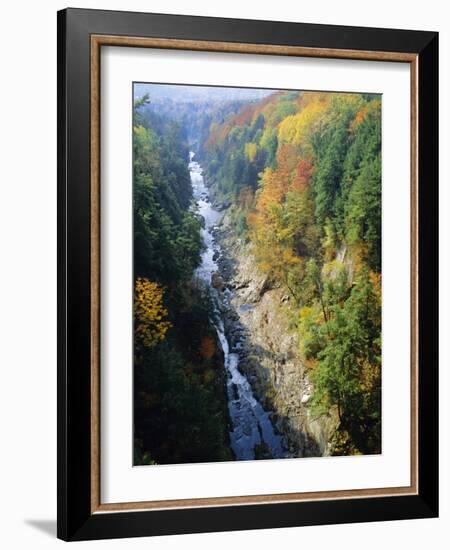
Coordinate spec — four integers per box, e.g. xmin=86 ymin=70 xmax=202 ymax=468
xmin=277 ymin=98 xmax=329 ymax=151
xmin=134 ymin=277 xmax=171 ymax=348
xmin=244 ymin=142 xmax=257 ymax=162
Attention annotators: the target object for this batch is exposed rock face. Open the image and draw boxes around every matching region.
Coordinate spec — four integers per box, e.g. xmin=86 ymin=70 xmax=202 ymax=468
xmin=215 ymin=213 xmax=338 ymax=457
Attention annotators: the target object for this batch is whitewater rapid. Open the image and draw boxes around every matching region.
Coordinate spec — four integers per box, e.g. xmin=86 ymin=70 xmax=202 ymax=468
xmin=189 ymin=153 xmax=286 ymax=461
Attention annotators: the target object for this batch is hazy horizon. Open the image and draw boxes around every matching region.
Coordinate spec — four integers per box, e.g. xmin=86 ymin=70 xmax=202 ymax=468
xmin=133 ymin=83 xmax=274 ymax=104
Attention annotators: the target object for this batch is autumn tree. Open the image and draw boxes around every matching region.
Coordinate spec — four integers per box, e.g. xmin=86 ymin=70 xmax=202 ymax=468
xmin=134 ymin=277 xmax=171 ymax=348
xmin=198 ymin=88 xmax=382 ymax=455
xmin=199 ymin=336 xmax=216 ymax=360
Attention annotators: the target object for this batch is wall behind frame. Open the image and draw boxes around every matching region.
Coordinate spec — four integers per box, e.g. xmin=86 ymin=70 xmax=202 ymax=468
xmin=0 ymin=0 xmax=446 ymax=549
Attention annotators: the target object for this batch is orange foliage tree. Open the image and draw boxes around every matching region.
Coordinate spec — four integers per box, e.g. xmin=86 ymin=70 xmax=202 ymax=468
xmin=291 ymin=158 xmax=314 ymax=191
xmin=199 ymin=336 xmax=216 ymax=360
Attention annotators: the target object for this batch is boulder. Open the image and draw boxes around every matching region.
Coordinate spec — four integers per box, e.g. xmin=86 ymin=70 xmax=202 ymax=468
xmin=211 ymin=271 xmax=225 ymax=290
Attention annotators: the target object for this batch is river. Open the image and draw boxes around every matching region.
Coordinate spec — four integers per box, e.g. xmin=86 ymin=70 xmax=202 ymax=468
xmin=189 ymin=152 xmax=287 ymax=461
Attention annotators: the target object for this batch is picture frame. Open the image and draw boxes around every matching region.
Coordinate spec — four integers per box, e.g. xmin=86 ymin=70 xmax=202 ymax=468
xmin=57 ymin=7 xmax=438 ymax=541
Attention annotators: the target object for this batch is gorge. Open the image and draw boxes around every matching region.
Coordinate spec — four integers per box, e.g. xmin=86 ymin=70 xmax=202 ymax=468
xmin=133 ymin=85 xmax=382 ymax=465
xmin=190 ymin=153 xmax=288 ymax=460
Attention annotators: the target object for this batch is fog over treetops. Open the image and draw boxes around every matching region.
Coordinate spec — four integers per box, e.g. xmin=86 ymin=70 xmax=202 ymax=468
xmin=134 ymin=83 xmax=273 ymax=104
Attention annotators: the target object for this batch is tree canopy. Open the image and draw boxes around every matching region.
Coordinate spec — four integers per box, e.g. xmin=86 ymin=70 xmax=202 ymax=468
xmin=200 ymin=90 xmax=382 ymax=454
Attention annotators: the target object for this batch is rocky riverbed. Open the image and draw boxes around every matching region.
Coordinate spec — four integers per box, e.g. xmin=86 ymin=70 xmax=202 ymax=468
xmin=211 ymin=211 xmax=339 ymax=458
xmin=191 ymin=155 xmax=287 ymax=460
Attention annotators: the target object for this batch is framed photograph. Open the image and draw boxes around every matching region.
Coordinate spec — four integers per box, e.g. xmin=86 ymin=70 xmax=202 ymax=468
xmin=57 ymin=8 xmax=438 ymax=541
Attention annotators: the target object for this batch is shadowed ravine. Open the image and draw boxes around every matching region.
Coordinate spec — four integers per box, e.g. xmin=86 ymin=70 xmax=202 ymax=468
xmin=190 ymin=152 xmax=287 ymax=461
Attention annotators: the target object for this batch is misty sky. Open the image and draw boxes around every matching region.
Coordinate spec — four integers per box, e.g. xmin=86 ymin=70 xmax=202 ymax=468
xmin=133 ymin=83 xmax=274 ymax=103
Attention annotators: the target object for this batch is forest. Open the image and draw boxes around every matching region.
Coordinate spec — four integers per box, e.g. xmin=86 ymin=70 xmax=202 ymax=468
xmin=133 ymin=94 xmax=231 ymax=465
xmin=133 ymin=85 xmax=382 ymax=464
xmin=198 ymin=90 xmax=382 ymax=454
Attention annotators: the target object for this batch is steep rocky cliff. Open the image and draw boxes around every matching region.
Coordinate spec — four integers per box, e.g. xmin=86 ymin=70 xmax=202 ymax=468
xmin=214 ymin=212 xmax=339 ymax=458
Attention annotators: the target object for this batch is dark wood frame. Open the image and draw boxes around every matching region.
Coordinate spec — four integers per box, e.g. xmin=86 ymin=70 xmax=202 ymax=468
xmin=57 ymin=7 xmax=438 ymax=541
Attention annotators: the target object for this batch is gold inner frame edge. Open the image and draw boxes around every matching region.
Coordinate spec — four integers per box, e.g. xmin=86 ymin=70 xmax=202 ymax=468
xmin=90 ymin=34 xmax=419 ymax=514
